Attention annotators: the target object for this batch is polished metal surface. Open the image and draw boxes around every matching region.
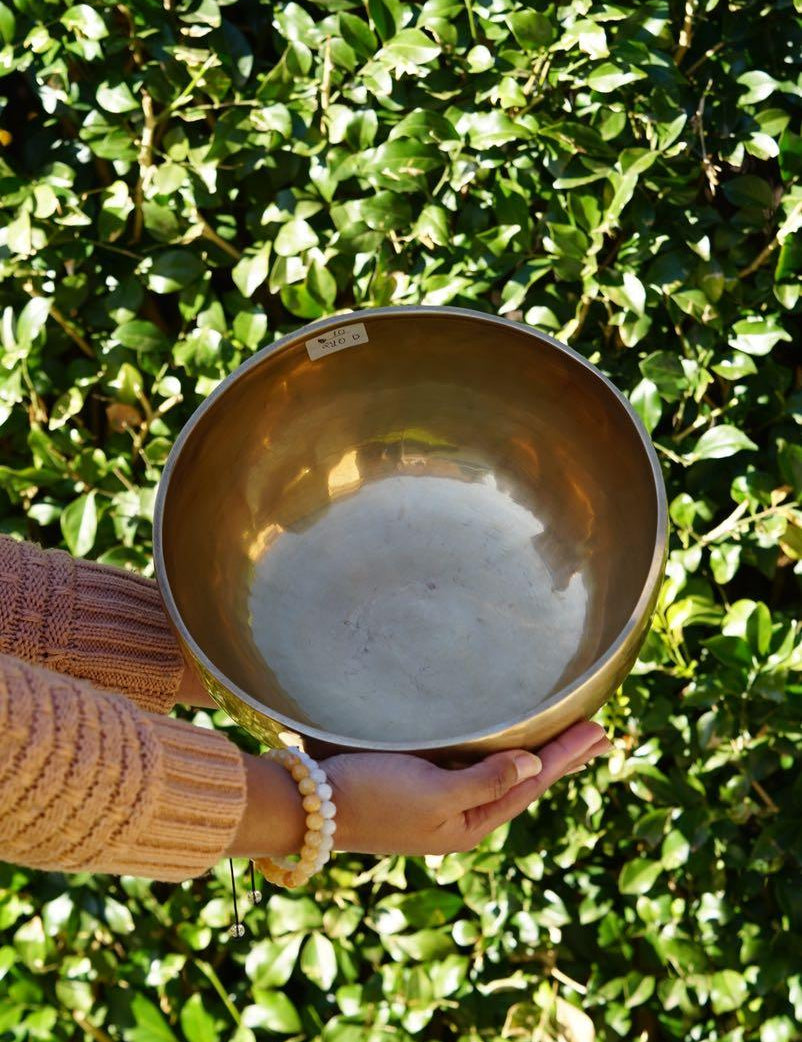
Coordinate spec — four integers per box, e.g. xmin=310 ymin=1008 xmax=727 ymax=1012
xmin=154 ymin=306 xmax=668 ymax=763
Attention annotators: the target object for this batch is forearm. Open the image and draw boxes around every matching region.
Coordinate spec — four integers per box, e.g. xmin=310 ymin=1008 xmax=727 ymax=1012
xmin=0 ymin=536 xmax=183 ymax=714
xmin=0 ymin=653 xmax=246 ymax=881
xmin=225 ymin=754 xmax=307 ymax=858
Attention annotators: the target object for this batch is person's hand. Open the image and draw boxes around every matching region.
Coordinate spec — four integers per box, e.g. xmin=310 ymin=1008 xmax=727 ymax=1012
xmin=320 ymin=719 xmax=612 ymax=856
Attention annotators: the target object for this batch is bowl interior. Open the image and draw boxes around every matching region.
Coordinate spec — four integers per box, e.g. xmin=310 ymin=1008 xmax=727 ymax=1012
xmin=160 ymin=311 xmax=659 ymax=743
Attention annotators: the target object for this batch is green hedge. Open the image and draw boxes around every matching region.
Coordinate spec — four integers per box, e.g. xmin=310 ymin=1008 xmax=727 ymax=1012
xmin=1 ymin=0 xmax=802 ymax=1039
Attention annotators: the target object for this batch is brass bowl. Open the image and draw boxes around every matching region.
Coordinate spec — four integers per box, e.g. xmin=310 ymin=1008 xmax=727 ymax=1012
xmin=154 ymin=306 xmax=667 ymax=764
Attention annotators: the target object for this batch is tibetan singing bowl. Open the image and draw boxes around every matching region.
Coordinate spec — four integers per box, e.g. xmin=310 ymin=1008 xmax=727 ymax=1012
xmin=154 ymin=306 xmax=667 ymax=764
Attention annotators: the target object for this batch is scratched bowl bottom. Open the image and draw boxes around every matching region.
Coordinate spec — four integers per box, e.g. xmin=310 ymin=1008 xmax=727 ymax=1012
xmin=247 ymin=473 xmax=598 ymax=742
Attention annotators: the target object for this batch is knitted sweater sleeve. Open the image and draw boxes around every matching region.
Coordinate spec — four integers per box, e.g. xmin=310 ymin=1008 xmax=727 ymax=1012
xmin=0 ymin=536 xmax=184 ymax=715
xmin=0 ymin=653 xmax=246 ymax=881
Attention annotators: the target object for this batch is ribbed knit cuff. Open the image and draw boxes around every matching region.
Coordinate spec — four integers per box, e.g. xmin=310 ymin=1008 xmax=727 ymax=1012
xmin=103 ymin=714 xmax=247 ymax=882
xmin=0 ymin=537 xmax=183 ymax=714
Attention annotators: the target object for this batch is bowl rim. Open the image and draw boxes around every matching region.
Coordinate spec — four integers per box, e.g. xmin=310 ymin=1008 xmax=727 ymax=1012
xmin=154 ymin=304 xmax=668 ymax=751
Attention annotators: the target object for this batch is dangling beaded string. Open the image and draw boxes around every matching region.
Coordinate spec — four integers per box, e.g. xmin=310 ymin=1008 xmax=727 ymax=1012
xmin=228 ymin=859 xmax=245 ymax=938
xmin=248 ymin=861 xmax=261 ymax=905
xmin=228 ymin=746 xmax=336 ymax=933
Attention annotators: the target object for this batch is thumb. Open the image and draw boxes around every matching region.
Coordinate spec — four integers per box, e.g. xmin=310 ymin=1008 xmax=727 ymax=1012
xmin=446 ymin=750 xmax=543 ymax=810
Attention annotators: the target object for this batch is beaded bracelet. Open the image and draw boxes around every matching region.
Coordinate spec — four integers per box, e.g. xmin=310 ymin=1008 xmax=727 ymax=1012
xmin=253 ymin=746 xmax=337 ymax=890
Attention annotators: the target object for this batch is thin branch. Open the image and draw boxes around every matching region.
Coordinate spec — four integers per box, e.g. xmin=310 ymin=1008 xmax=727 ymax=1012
xmin=551 ymin=966 xmax=588 ymax=995
xmin=320 ymin=36 xmax=333 ymax=113
xmin=751 ymin=778 xmax=779 ymax=814
xmin=70 ymin=1012 xmax=116 ymax=1042
xmin=200 ymin=220 xmax=242 ymax=260
xmin=22 ymin=284 xmax=94 ymax=358
xmin=738 ymin=200 xmax=802 ymax=279
xmin=686 ymin=40 xmax=725 ymax=76
xmin=674 ymin=0 xmax=696 ymax=65
xmin=464 ymin=0 xmax=477 ymax=41
xmin=132 ymin=90 xmax=156 ymax=243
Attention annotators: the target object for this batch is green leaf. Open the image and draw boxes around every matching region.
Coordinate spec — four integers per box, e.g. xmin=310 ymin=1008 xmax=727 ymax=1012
xmin=48 ymin=387 xmax=84 ymax=430
xmin=0 ymin=2 xmax=15 ymax=44
xmin=619 ymin=860 xmax=662 ymax=895
xmin=339 ymin=12 xmax=377 ymax=57
xmin=689 ymin=426 xmax=758 ymax=461
xmin=507 ymin=11 xmax=554 ymax=49
xmin=378 ymin=28 xmax=440 ymax=67
xmin=710 ymin=969 xmax=748 ymax=1014
xmin=16 ymin=297 xmax=51 ymax=349
xmin=245 ymin=935 xmax=304 ymax=988
xmin=587 ymin=64 xmax=645 ymax=92
xmin=105 ymin=897 xmax=135 ymax=934
xmin=746 ymin=602 xmax=772 ymax=656
xmin=147 ymin=251 xmax=204 ymax=293
xmin=61 ymin=4 xmax=108 ymax=39
xmin=704 ymin=635 xmax=754 ymax=669
xmin=301 ymin=933 xmax=338 ymax=991
xmin=179 ymin=995 xmax=219 ymax=1042
xmin=737 ymin=70 xmax=780 ymax=104
xmin=729 ymin=316 xmax=791 ymax=356
xmin=232 ymin=309 xmax=268 ymax=349
xmin=639 ymin=351 xmax=688 ymax=401
xmin=115 ymin=320 xmax=170 ymax=353
xmin=127 ymin=993 xmax=180 ymax=1042
xmin=629 ymin=378 xmax=662 ymax=433
xmin=232 ymin=245 xmax=271 ymax=297
xmin=711 ymin=351 xmax=757 ymax=380
xmin=60 ymin=492 xmax=97 ymax=557
xmin=358 ymin=192 xmax=412 ymax=231
xmin=242 ymin=992 xmax=302 ymax=1034
xmin=97 ymin=81 xmax=139 ymax=114
xmin=723 ymin=175 xmax=773 ymax=209
xmin=273 ymin=218 xmax=319 ymax=257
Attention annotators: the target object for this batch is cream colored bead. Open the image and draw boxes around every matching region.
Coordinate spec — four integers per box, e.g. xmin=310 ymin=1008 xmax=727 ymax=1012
xmin=256 ymin=747 xmax=334 ymax=892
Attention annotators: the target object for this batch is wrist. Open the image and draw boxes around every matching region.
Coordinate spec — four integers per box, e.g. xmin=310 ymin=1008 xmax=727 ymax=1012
xmin=226 ymin=753 xmax=307 ymax=859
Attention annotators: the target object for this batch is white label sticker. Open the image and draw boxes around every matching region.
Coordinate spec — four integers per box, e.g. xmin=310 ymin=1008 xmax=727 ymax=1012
xmin=305 ymin=322 xmax=369 ymax=360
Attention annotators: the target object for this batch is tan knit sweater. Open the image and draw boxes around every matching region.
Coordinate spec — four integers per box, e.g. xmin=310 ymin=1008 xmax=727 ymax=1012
xmin=0 ymin=536 xmax=246 ymax=881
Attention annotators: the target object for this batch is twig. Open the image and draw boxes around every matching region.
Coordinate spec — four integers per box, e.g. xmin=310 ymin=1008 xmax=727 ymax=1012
xmin=196 ymin=960 xmax=242 ymax=1026
xmin=751 ymin=778 xmax=779 ymax=814
xmin=552 ymin=966 xmax=588 ymax=995
xmin=738 ymin=200 xmax=802 ymax=279
xmin=22 ymin=283 xmax=94 ymax=359
xmin=200 ymin=220 xmax=242 ymax=260
xmin=320 ymin=36 xmax=332 ymax=113
xmin=50 ymin=304 xmax=95 ymax=358
xmin=558 ymin=294 xmax=592 ymax=343
xmin=674 ymin=0 xmax=696 ymax=65
xmin=694 ymin=84 xmax=718 ymax=193
xmin=70 ymin=1012 xmax=116 ymax=1042
xmin=464 ymin=0 xmax=477 ymax=41
xmin=686 ymin=40 xmax=725 ymax=76
xmin=118 ymin=4 xmax=155 ymax=244
xmin=132 ymin=89 xmax=156 ymax=243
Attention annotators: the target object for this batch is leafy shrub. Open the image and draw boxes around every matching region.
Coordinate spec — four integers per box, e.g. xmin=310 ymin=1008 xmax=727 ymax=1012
xmin=1 ymin=0 xmax=801 ymax=1040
